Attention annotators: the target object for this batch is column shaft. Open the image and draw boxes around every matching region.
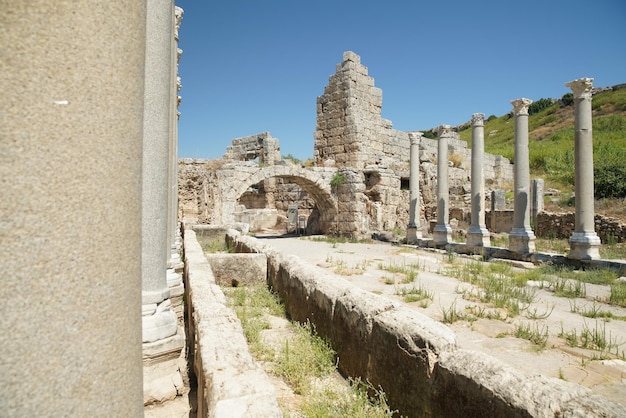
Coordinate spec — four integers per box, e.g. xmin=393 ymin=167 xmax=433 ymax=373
xmin=407 ymin=132 xmax=423 ymax=242
xmin=141 ymin=0 xmax=177 ymax=343
xmin=2 ymin=1 xmax=145 ymax=415
xmin=509 ymin=99 xmax=536 ymax=253
xmin=567 ymin=77 xmax=601 ymax=259
xmin=433 ymin=125 xmax=452 ymax=245
xmin=467 ymin=113 xmax=490 ymax=247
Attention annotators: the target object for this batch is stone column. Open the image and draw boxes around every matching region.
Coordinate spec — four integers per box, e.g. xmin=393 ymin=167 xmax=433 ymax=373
xmin=509 ymin=98 xmax=536 ymax=253
xmin=166 ymin=6 xmax=184 ymax=310
xmin=433 ymin=125 xmax=453 ymax=245
xmin=407 ymin=132 xmax=423 ymax=243
xmin=566 ymin=78 xmax=601 ymax=259
xmin=467 ymin=113 xmax=491 ymax=247
xmin=141 ymin=0 xmax=178 ymax=346
xmin=2 ymin=1 xmax=145 ymax=415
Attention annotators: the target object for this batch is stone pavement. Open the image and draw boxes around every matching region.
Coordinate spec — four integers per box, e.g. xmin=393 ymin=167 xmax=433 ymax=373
xmin=255 ymin=234 xmax=626 ymax=407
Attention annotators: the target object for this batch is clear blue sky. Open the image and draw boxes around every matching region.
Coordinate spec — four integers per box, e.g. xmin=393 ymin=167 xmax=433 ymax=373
xmin=176 ymin=0 xmax=625 ymax=160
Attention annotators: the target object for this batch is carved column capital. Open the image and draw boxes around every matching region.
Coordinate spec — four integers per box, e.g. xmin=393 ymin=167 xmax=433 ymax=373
xmin=472 ymin=113 xmax=485 ymax=127
xmin=437 ymin=124 xmax=453 ymax=138
xmin=511 ymin=98 xmax=533 ymax=116
xmin=565 ymin=77 xmax=594 ymax=99
xmin=408 ymin=131 xmax=423 ymax=146
xmin=175 ymin=6 xmax=184 ymax=41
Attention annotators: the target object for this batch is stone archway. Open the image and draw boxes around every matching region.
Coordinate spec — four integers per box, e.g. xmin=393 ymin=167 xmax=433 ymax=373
xmin=217 ymin=163 xmax=338 ymax=234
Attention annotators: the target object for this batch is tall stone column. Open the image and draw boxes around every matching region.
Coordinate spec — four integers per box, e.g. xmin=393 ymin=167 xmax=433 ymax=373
xmin=467 ymin=113 xmax=491 ymax=247
xmin=166 ymin=6 xmax=184 ymax=307
xmin=566 ymin=77 xmax=601 ymax=260
xmin=407 ymin=132 xmax=423 ymax=243
xmin=509 ymin=98 xmax=536 ymax=253
xmin=433 ymin=125 xmax=453 ymax=245
xmin=2 ymin=1 xmax=145 ymax=415
xmin=141 ymin=0 xmax=178 ymax=346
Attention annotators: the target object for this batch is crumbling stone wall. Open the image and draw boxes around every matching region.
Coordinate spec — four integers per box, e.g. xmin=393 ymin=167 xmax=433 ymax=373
xmin=312 ymin=51 xmax=514 ymax=236
xmin=536 ymin=212 xmax=626 ymax=243
xmin=223 ymin=131 xmax=281 ymax=164
xmin=179 ymin=52 xmax=515 ymax=238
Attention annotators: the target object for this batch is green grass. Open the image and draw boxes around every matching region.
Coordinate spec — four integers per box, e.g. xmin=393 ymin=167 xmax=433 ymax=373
xmin=458 ymin=89 xmax=626 ymax=196
xmin=198 ymin=236 xmax=231 ymax=253
xmin=447 ymin=261 xmax=536 ymax=318
xmin=559 ymin=321 xmax=625 ymax=360
xmin=377 ymin=261 xmax=420 ymax=283
xmin=223 ymin=284 xmax=396 ymax=416
xmin=395 ymin=282 xmax=434 ymax=304
xmin=275 ymin=321 xmax=336 ymax=394
xmin=610 ymin=282 xmax=626 ymax=307
xmin=514 ymin=322 xmax=549 ymax=350
xmin=301 ymin=378 xmax=396 ymax=418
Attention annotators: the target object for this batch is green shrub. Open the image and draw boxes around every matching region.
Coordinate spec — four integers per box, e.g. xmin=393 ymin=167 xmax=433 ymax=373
xmin=560 ymin=93 xmax=574 ymax=107
xmin=594 ymin=145 xmax=626 ymax=198
xmin=529 ymin=98 xmax=555 ymax=115
xmin=330 ymin=172 xmax=345 ymax=189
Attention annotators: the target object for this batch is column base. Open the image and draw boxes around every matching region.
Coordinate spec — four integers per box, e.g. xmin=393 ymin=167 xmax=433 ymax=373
xmin=508 ymin=227 xmax=536 ymax=253
xmin=466 ymin=225 xmax=491 ymax=247
xmin=568 ymin=231 xmax=601 ymax=260
xmin=142 ymin=298 xmax=178 ymax=344
xmin=433 ymin=224 xmax=452 ymax=246
xmin=406 ymin=226 xmax=422 ymax=243
xmin=168 ymin=251 xmax=184 ymax=272
xmin=143 ymin=326 xmax=185 ymax=365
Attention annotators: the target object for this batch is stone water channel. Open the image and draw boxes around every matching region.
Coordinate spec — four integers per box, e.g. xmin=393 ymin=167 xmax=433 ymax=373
xmin=188 ymin=226 xmax=626 ymax=417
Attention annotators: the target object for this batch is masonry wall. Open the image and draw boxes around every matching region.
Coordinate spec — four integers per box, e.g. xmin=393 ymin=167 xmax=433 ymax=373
xmin=226 ymin=230 xmax=625 ymax=418
xmin=536 ymin=212 xmax=626 ymax=243
xmin=183 ymin=228 xmax=282 ymax=417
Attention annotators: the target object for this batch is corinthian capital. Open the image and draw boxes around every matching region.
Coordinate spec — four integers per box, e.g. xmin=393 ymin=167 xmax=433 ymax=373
xmin=471 ymin=113 xmax=485 ymax=127
xmin=437 ymin=124 xmax=453 ymax=138
xmin=565 ymin=77 xmax=594 ymax=99
xmin=408 ymin=131 xmax=423 ymax=146
xmin=511 ymin=98 xmax=533 ymax=116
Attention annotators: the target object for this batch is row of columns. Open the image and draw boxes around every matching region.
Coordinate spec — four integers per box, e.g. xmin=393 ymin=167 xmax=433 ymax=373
xmin=4 ymin=2 xmax=185 ymax=415
xmin=141 ymin=0 xmax=185 ymax=360
xmin=407 ymin=78 xmax=601 ymax=260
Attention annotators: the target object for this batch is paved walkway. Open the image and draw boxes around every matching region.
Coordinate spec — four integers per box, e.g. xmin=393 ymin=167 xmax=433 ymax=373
xmin=256 ymin=234 xmax=626 ymax=407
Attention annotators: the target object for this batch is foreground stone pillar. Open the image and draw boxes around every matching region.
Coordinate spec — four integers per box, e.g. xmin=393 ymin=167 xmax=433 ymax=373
xmin=433 ymin=125 xmax=452 ymax=245
xmin=509 ymin=98 xmax=536 ymax=253
xmin=141 ymin=0 xmax=178 ymax=345
xmin=467 ymin=113 xmax=491 ymax=247
xmin=566 ymin=78 xmax=601 ymax=260
xmin=2 ymin=2 xmax=145 ymax=415
xmin=407 ymin=132 xmax=423 ymax=243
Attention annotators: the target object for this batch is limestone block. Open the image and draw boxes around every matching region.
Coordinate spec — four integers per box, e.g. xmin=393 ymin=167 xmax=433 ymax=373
xmin=205 ymin=253 xmax=267 ymax=287
xmin=435 ymin=349 xmax=626 ymax=417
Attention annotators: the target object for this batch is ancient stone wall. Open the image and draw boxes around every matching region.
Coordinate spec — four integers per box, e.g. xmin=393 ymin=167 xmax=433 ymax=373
xmin=179 ymin=52 xmax=515 ymax=238
xmin=183 ymin=229 xmax=282 ymax=417
xmin=313 ymin=51 xmax=514 ymax=185
xmin=536 ymin=212 xmax=626 ymax=243
xmin=223 ymin=131 xmax=281 ymax=164
xmin=179 ymin=158 xmax=337 ymax=233
xmin=226 ymin=231 xmax=625 ymax=417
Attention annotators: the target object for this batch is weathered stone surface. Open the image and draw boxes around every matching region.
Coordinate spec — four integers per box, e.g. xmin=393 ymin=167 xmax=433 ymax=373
xmin=225 ymin=230 xmax=626 ymax=417
xmin=178 ymin=52 xmax=514 ymax=238
xmin=205 ymin=253 xmax=267 ymax=287
xmin=435 ymin=349 xmax=596 ymax=417
xmin=184 ymin=230 xmax=282 ymax=417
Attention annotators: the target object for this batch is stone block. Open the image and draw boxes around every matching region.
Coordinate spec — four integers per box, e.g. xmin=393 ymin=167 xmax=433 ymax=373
xmin=205 ymin=253 xmax=267 ymax=287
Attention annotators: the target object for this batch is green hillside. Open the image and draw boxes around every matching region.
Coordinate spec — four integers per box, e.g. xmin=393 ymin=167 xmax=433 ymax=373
xmin=456 ymin=87 xmax=626 ymax=199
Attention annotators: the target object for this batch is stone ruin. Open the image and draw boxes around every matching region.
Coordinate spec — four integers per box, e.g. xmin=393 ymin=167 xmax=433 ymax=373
xmin=179 ymin=51 xmax=514 ymax=237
